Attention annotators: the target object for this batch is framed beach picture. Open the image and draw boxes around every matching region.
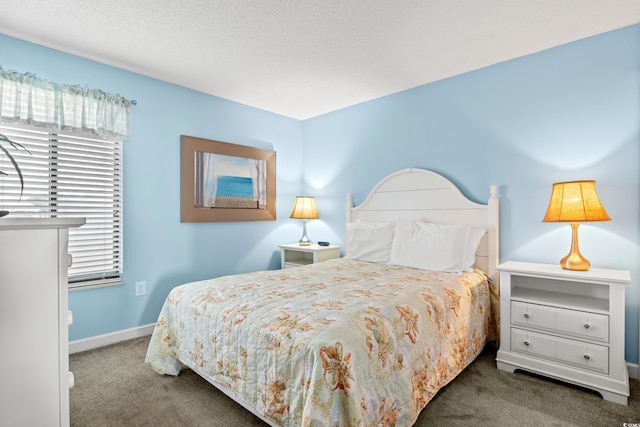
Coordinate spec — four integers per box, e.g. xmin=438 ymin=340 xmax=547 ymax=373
xmin=181 ymin=135 xmax=276 ymax=222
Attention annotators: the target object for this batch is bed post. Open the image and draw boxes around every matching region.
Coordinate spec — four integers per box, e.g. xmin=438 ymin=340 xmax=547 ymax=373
xmin=487 ymin=185 xmax=500 ymax=285
xmin=345 ymin=194 xmax=353 ymax=255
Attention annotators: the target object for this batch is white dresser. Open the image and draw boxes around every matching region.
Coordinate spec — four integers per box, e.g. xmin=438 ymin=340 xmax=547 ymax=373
xmin=0 ymin=218 xmax=85 ymax=426
xmin=496 ymin=261 xmax=630 ymax=405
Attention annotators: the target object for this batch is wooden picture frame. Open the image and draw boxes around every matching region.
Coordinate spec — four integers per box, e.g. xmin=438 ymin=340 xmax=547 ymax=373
xmin=181 ymin=135 xmax=276 ymax=222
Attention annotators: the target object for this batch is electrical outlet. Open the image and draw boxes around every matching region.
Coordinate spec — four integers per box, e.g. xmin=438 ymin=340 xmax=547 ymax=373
xmin=135 ymin=281 xmax=147 ymax=296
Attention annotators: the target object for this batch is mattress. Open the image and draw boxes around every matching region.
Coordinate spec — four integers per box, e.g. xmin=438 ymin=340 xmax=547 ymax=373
xmin=145 ymin=257 xmax=497 ymax=426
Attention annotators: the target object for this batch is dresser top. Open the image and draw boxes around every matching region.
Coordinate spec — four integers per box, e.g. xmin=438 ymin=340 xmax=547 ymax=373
xmin=279 ymin=243 xmax=340 ymax=251
xmin=0 ymin=217 xmax=85 ymax=230
xmin=497 ymin=260 xmax=631 ymax=284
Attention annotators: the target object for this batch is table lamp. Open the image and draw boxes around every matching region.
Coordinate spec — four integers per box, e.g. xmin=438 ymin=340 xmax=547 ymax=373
xmin=542 ymin=180 xmax=610 ymax=271
xmin=290 ymin=196 xmax=319 ymax=246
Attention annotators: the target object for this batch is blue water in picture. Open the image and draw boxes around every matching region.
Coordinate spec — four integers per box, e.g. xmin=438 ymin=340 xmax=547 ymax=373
xmin=216 ymin=175 xmax=254 ymax=197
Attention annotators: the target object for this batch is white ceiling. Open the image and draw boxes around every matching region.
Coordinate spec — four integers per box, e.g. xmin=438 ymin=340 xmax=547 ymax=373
xmin=1 ymin=1 xmax=638 ymax=119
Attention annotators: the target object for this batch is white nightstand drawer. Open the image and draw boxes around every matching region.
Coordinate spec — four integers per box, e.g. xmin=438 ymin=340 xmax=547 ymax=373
xmin=283 ymin=261 xmax=308 ymax=269
xmin=511 ymin=328 xmax=608 ymax=374
xmin=279 ymin=243 xmax=340 ymax=269
xmin=511 ymin=301 xmax=609 ymax=342
xmin=511 ymin=327 xmax=557 ymax=359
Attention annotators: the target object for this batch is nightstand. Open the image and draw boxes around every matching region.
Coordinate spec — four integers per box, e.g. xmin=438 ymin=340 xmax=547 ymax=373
xmin=496 ymin=261 xmax=630 ymax=405
xmin=278 ymin=243 xmax=341 ymax=269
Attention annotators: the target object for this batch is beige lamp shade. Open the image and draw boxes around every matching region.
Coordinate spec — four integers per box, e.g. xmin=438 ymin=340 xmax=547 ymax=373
xmin=543 ymin=180 xmax=611 ymax=222
xmin=290 ymin=196 xmax=319 ymax=219
xmin=542 ymin=180 xmax=610 ymax=271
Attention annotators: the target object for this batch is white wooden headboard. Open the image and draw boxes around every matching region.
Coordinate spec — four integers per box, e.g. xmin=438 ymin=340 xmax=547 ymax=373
xmin=346 ymin=168 xmax=499 ymax=284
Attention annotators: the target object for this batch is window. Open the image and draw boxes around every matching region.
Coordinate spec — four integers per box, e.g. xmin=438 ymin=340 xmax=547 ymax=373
xmin=0 ymin=124 xmax=122 ymax=288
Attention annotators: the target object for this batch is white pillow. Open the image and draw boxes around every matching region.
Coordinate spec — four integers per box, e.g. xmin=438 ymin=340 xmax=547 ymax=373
xmin=346 ymin=221 xmax=395 ymax=263
xmin=389 ymin=219 xmax=484 ymax=273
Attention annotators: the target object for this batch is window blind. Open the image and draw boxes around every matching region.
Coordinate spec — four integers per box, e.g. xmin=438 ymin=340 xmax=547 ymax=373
xmin=0 ymin=124 xmax=122 ymax=288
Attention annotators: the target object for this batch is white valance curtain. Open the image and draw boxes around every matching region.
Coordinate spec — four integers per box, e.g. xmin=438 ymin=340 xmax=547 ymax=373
xmin=0 ymin=66 xmax=132 ymax=138
xmin=250 ymin=159 xmax=267 ymax=209
xmin=196 ymin=151 xmax=218 ymax=208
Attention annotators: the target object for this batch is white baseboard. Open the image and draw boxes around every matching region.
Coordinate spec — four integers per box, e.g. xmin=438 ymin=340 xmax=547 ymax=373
xmin=69 ymin=323 xmax=155 ymax=354
xmin=628 ymin=362 xmax=639 ymax=381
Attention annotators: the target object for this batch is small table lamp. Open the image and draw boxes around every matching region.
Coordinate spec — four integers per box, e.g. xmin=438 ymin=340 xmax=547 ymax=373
xmin=290 ymin=196 xmax=319 ymax=246
xmin=542 ymin=180 xmax=610 ymax=271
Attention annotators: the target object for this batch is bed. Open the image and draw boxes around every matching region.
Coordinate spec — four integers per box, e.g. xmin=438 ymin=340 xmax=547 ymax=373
xmin=145 ymin=168 xmax=500 ymax=426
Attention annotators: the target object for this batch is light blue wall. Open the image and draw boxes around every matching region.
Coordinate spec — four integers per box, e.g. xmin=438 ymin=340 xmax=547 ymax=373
xmin=302 ymin=25 xmax=640 ymax=364
xmin=1 ymin=24 xmax=638 ymax=363
xmin=0 ymin=35 xmax=306 ymax=340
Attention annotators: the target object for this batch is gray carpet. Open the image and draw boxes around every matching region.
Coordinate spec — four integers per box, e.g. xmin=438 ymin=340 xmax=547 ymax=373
xmin=70 ymin=336 xmax=640 ymax=426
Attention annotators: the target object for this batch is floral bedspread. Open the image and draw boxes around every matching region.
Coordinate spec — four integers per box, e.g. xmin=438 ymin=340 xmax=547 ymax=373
xmin=145 ymin=258 xmax=497 ymax=427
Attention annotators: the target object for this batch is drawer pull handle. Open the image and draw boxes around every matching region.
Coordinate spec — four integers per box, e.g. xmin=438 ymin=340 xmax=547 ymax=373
xmin=524 ymin=341 xmax=530 ymax=346
xmin=583 ymin=354 xmax=591 ymax=360
xmin=523 ymin=313 xmax=530 ymax=319
xmin=583 ymin=323 xmax=590 ymax=329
